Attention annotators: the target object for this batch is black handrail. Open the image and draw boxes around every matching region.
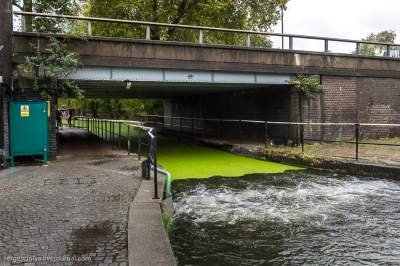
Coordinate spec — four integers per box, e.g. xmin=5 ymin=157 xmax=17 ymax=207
xmin=134 ymin=114 xmax=400 ymax=162
xmin=71 ymin=116 xmax=159 ymax=199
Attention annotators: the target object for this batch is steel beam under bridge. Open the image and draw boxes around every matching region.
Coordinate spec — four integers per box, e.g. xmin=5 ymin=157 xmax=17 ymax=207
xmin=69 ymin=67 xmax=293 ymax=98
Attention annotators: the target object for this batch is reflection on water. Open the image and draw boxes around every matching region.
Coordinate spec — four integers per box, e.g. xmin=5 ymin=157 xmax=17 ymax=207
xmin=170 ymin=171 xmax=400 ymax=265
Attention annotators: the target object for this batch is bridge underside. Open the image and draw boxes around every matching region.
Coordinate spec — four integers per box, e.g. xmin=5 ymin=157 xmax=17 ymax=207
xmin=69 ymin=67 xmax=292 ymax=98
xmin=75 ymin=80 xmax=288 ymax=98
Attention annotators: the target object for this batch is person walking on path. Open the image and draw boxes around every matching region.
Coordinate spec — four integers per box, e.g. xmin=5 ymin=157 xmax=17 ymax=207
xmin=67 ymin=109 xmax=73 ymax=128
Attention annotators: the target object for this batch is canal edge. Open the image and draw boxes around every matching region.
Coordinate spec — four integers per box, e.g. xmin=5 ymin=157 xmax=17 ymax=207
xmin=128 ymin=167 xmax=177 ymax=266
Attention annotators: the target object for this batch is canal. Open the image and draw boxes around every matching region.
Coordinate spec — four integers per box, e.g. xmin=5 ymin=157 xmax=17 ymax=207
xmin=170 ymin=171 xmax=400 ymax=265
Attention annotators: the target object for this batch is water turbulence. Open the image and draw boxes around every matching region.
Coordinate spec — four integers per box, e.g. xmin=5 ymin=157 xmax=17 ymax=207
xmin=170 ymin=171 xmax=400 ymax=265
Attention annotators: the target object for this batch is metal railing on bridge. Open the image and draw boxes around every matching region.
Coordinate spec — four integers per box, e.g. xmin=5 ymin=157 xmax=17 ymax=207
xmin=13 ymin=11 xmax=400 ymax=58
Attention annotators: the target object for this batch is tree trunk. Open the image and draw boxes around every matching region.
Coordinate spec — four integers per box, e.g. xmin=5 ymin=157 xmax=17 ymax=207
xmin=22 ymin=0 xmax=33 ymax=32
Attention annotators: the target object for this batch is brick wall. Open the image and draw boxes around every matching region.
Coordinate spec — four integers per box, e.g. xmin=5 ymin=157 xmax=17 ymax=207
xmin=2 ymin=93 xmax=10 ymax=165
xmin=357 ymin=77 xmax=400 ymax=137
xmin=302 ymin=76 xmax=400 ymax=140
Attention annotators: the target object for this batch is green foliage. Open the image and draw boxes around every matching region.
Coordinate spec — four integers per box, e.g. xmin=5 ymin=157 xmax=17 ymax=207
xmin=162 ymin=211 xmax=173 ymax=235
xmin=84 ymin=0 xmax=288 ymax=46
xmin=13 ymin=0 xmax=83 ymax=33
xmin=290 ymin=75 xmax=321 ymax=97
xmin=358 ymin=30 xmax=397 ymax=56
xmin=58 ymin=98 xmax=161 ymax=117
xmin=17 ymin=37 xmax=82 ymax=98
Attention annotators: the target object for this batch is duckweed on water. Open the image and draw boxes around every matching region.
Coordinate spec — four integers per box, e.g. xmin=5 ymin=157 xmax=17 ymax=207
xmin=157 ymin=139 xmax=302 ymax=180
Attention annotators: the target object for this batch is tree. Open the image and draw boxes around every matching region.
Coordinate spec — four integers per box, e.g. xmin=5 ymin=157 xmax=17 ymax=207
xmin=358 ymin=30 xmax=397 ymax=56
xmin=84 ymin=0 xmax=288 ymax=46
xmin=17 ymin=37 xmax=82 ymax=99
xmin=12 ymin=0 xmax=82 ymax=33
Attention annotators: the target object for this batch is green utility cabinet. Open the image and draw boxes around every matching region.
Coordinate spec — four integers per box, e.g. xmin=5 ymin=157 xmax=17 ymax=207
xmin=9 ymin=101 xmax=48 ymax=166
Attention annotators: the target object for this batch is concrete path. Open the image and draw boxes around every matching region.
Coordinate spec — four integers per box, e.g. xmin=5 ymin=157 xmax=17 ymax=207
xmin=0 ymin=128 xmax=141 ymax=265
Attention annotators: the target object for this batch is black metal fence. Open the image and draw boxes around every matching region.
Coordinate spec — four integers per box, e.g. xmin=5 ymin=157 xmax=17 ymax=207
xmin=134 ymin=114 xmax=400 ymax=162
xmin=71 ymin=116 xmax=159 ymax=199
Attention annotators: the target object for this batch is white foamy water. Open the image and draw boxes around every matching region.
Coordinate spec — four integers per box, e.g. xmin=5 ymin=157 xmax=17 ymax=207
xmin=171 ymin=173 xmax=400 ymax=265
xmin=174 ymin=175 xmax=400 ymax=225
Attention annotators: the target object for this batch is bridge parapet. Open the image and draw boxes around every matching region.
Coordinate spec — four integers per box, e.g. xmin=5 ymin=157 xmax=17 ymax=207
xmin=13 ymin=11 xmax=400 ymax=59
xmin=12 ymin=32 xmax=400 ymax=79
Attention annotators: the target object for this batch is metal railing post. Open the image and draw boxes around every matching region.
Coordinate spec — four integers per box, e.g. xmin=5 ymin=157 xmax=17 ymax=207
xmin=301 ymin=123 xmax=304 ymax=153
xmin=111 ymin=121 xmax=115 ymax=147
xmin=356 ymin=42 xmax=360 ymax=55
xmin=118 ymin=122 xmax=121 ymax=147
xmin=355 ymin=123 xmax=360 ymax=161
xmin=246 ymin=34 xmax=251 ymax=47
xmin=324 ymin=39 xmax=329 ymax=53
xmin=138 ymin=133 xmax=142 ymax=161
xmin=265 ymin=121 xmax=268 ymax=148
xmin=386 ymin=45 xmax=390 ymax=56
xmin=289 ymin=36 xmax=293 ymax=50
xmin=127 ymin=126 xmax=131 ymax=155
xmin=87 ymin=21 xmax=92 ymax=36
xmin=146 ymin=25 xmax=151 ymax=40
xmin=239 ymin=120 xmax=243 ymax=144
xmin=199 ymin=29 xmax=203 ymax=44
xmin=153 ymin=137 xmax=159 ymax=199
xmin=101 ymin=120 xmax=104 ymax=140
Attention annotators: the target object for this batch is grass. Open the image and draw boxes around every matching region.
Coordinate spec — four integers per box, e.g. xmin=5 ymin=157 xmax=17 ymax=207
xmin=157 ymin=139 xmax=302 ymax=180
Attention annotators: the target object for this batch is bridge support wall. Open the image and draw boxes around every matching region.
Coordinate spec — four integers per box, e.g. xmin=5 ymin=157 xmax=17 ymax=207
xmin=164 ymin=75 xmax=400 ymax=143
xmin=301 ymin=76 xmax=400 ymax=141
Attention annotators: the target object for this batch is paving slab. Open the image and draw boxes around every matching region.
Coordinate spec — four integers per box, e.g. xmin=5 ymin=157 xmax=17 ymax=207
xmin=0 ymin=128 xmax=141 ymax=265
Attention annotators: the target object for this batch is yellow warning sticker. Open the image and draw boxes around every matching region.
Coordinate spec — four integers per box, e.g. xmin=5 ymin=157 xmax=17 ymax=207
xmin=21 ymin=105 xmax=29 ymax=117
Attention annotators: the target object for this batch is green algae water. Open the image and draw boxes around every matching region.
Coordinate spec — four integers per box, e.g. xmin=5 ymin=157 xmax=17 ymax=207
xmin=171 ymin=171 xmax=400 ymax=265
xmin=157 ymin=139 xmax=301 ymax=180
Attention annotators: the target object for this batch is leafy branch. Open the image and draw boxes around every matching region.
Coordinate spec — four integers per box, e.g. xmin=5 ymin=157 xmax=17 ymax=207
xmin=17 ymin=37 xmax=83 ymax=99
xmin=291 ymin=75 xmax=322 ymax=97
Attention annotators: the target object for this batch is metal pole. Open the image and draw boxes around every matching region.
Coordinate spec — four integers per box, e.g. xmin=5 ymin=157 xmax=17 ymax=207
xmin=138 ymin=132 xmax=142 ymax=161
xmin=153 ymin=137 xmax=159 ymax=199
xmin=118 ymin=122 xmax=121 ymax=147
xmin=127 ymin=126 xmax=131 ymax=155
xmin=146 ymin=25 xmax=151 ymax=40
xmin=301 ymin=124 xmax=304 ymax=152
xmin=281 ymin=5 xmax=284 ymax=49
xmin=192 ymin=118 xmax=194 ymax=134
xmin=265 ymin=121 xmax=268 ymax=148
xmin=199 ymin=29 xmax=203 ymax=44
xmin=239 ymin=120 xmax=243 ymax=144
xmin=355 ymin=123 xmax=360 ymax=161
xmin=289 ymin=36 xmax=293 ymax=50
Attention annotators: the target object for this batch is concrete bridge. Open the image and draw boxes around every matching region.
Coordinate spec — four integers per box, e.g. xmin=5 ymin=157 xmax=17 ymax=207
xmin=1 ymin=6 xmax=400 ymax=159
